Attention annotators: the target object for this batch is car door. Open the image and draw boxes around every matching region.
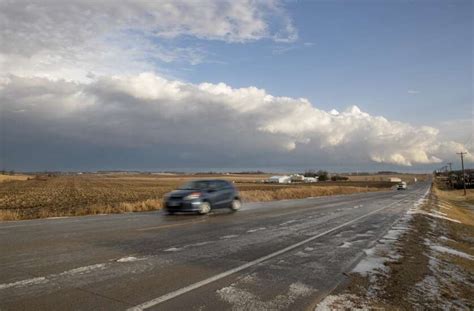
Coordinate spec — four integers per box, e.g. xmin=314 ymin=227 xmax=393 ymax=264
xmin=215 ymin=181 xmax=233 ymax=208
xmin=206 ymin=181 xmax=221 ymax=207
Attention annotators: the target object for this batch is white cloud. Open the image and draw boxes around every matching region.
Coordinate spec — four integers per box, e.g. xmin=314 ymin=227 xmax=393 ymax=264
xmin=1 ymin=73 xmax=472 ymax=167
xmin=0 ymin=0 xmax=297 ymax=81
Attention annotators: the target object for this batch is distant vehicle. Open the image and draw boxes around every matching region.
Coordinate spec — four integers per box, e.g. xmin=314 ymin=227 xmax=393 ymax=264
xmin=164 ymin=179 xmax=241 ymax=215
xmin=397 ymin=182 xmax=407 ymax=190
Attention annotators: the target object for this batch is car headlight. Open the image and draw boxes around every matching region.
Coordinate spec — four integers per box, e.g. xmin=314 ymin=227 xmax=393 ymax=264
xmin=183 ymin=192 xmax=202 ymax=200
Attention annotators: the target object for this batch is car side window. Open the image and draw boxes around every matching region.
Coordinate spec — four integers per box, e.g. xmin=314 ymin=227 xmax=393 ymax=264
xmin=219 ymin=180 xmax=231 ymax=189
xmin=208 ymin=181 xmax=219 ymax=190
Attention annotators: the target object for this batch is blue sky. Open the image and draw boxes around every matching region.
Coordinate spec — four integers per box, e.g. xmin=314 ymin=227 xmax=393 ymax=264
xmin=163 ymin=0 xmax=472 ymax=125
xmin=1 ymin=0 xmax=472 ymax=171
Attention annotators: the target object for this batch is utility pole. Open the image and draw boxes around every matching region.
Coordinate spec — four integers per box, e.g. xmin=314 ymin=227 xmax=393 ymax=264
xmin=457 ymin=152 xmax=467 ymax=196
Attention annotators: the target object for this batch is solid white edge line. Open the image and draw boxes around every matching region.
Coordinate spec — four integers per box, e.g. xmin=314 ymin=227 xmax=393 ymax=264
xmin=127 ymin=190 xmax=424 ymax=311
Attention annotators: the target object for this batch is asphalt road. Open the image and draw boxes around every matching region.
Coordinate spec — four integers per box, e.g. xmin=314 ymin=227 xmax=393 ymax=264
xmin=0 ymin=182 xmax=430 ymax=310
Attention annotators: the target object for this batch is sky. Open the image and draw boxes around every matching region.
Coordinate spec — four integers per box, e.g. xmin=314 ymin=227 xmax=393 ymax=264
xmin=0 ymin=0 xmax=472 ymax=172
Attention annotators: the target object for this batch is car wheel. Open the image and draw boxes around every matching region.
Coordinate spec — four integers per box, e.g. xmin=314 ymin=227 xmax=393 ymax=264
xmin=199 ymin=201 xmax=211 ymax=215
xmin=230 ymin=199 xmax=241 ymax=212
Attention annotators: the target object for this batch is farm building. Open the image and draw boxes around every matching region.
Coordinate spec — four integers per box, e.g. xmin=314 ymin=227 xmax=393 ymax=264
xmin=267 ymin=176 xmax=292 ymax=184
xmin=290 ymin=174 xmax=305 ymax=182
xmin=389 ymin=177 xmax=402 ymax=183
xmin=304 ymin=177 xmax=318 ymax=183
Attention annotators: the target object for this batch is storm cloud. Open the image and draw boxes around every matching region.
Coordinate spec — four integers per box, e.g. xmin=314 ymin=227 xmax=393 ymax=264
xmin=2 ymin=73 xmax=471 ymax=170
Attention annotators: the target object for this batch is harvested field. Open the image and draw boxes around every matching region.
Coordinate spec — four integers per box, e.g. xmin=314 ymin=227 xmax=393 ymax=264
xmin=345 ymin=173 xmax=430 ymax=184
xmin=0 ymin=174 xmax=30 ymax=183
xmin=0 ymin=174 xmax=389 ymax=220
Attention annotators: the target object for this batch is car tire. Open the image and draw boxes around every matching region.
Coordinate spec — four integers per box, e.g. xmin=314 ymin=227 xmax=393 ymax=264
xmin=230 ymin=199 xmax=241 ymax=212
xmin=199 ymin=201 xmax=211 ymax=215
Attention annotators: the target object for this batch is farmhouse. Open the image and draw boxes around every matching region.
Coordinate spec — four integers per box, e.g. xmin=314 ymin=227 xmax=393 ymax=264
xmin=267 ymin=175 xmax=292 ymax=184
xmin=290 ymin=174 xmax=305 ymax=182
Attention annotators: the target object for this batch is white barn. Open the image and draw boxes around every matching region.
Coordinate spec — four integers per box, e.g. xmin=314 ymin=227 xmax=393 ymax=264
xmin=303 ymin=177 xmax=318 ymax=183
xmin=290 ymin=174 xmax=305 ymax=182
xmin=267 ymin=175 xmax=292 ymax=184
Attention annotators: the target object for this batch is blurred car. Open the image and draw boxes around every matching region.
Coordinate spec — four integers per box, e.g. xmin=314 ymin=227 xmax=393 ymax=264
xmin=164 ymin=179 xmax=241 ymax=215
xmin=397 ymin=182 xmax=407 ymax=190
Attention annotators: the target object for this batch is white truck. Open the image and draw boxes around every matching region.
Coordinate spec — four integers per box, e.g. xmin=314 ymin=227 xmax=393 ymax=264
xmin=397 ymin=181 xmax=407 ymax=190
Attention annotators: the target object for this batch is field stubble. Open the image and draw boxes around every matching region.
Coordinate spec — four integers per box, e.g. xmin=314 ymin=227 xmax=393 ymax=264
xmin=0 ymin=174 xmax=391 ymax=220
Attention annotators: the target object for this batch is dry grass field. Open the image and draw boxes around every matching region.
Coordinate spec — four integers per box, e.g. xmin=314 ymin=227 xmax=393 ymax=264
xmin=345 ymin=173 xmax=430 ymax=183
xmin=0 ymin=173 xmax=394 ymax=221
xmin=0 ymin=174 xmax=30 ymax=183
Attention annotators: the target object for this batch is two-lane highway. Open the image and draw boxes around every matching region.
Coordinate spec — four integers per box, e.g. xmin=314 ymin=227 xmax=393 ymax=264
xmin=0 ymin=183 xmax=430 ymax=310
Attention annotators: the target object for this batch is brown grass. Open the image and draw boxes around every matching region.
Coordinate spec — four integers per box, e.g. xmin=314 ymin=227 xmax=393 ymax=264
xmin=240 ymin=186 xmax=378 ymax=202
xmin=0 ymin=174 xmax=30 ymax=183
xmin=346 ymin=173 xmax=430 ymax=183
xmin=0 ymin=174 xmax=389 ymax=221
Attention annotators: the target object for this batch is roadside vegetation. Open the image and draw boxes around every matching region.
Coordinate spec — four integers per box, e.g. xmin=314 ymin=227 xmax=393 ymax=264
xmin=0 ymin=173 xmax=400 ymax=221
xmin=0 ymin=174 xmax=29 ymax=183
xmin=318 ymin=177 xmax=474 ymax=310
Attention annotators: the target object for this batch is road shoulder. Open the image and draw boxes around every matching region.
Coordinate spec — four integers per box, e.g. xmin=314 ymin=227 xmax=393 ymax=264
xmin=316 ymin=184 xmax=474 ymax=310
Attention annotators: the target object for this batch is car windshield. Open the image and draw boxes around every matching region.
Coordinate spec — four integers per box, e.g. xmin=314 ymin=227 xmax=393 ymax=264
xmin=179 ymin=180 xmax=214 ymax=190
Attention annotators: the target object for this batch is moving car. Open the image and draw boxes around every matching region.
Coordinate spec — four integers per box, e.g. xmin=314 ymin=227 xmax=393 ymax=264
xmin=397 ymin=181 xmax=407 ymax=190
xmin=164 ymin=179 xmax=241 ymax=215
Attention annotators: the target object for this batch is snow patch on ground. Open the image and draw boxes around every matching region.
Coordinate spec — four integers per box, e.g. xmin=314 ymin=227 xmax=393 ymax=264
xmin=295 ymin=251 xmax=311 ymax=257
xmin=164 ymin=241 xmax=213 ymax=252
xmin=339 ymin=242 xmax=352 ymax=248
xmin=315 ymin=294 xmax=368 ymax=311
xmin=116 ymin=256 xmax=143 ymax=263
xmin=58 ymin=263 xmax=107 ymax=276
xmin=164 ymin=247 xmax=182 ymax=252
xmin=352 ymin=247 xmax=388 ymax=276
xmin=408 ymin=210 xmax=461 ymax=223
xmin=0 ymin=263 xmax=107 ymax=290
xmin=0 ymin=277 xmax=48 ymax=290
xmin=220 ymin=234 xmax=239 ymax=239
xmin=430 ymin=245 xmax=474 ymax=260
xmin=247 ymin=227 xmax=266 ymax=233
xmin=217 ymin=279 xmax=314 ymax=310
xmin=279 ymin=220 xmax=297 ymax=226
xmin=407 ymin=190 xmax=460 ymax=223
